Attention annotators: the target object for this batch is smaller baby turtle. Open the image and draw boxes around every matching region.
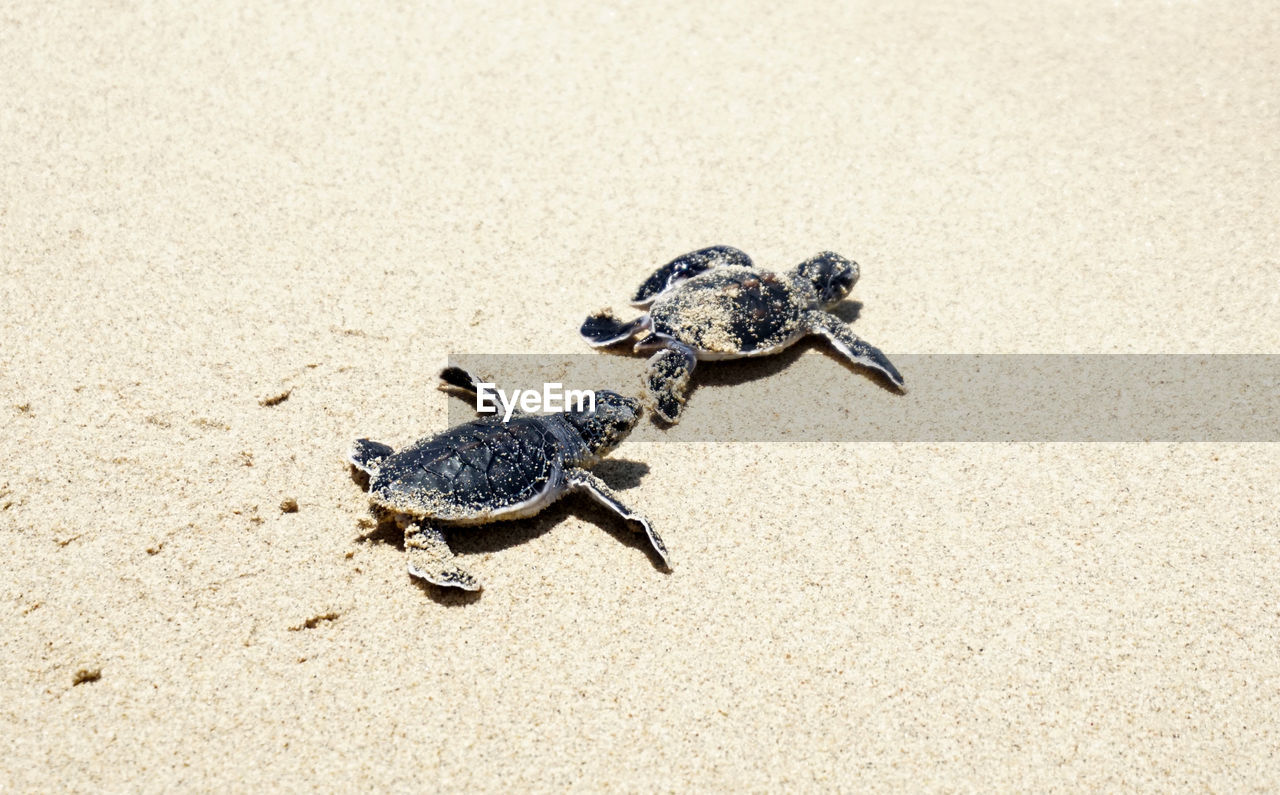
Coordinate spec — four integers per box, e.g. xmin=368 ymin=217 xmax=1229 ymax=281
xmin=347 ymin=367 xmax=669 ymax=591
xmin=580 ymin=246 xmax=906 ymax=422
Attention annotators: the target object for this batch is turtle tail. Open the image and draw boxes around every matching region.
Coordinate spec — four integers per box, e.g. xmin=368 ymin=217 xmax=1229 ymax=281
xmin=347 ymin=438 xmax=394 ymax=478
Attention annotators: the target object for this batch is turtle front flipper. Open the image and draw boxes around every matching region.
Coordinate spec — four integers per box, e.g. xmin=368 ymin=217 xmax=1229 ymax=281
xmin=580 ymin=310 xmax=650 ymax=347
xmin=348 ymin=438 xmax=395 ymax=477
xmin=566 ymin=469 xmax=671 ymax=568
xmin=644 ymin=343 xmax=698 ymax=423
xmin=404 ymin=521 xmax=481 ymax=591
xmin=804 ymin=310 xmax=906 ymax=391
xmin=630 ymin=245 xmax=753 ymax=306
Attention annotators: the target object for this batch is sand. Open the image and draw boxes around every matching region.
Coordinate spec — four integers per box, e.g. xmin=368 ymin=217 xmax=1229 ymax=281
xmin=3 ymin=0 xmax=1279 ymax=790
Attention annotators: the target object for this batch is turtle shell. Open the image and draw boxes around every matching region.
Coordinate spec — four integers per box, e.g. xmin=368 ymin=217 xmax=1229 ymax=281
xmin=369 ymin=416 xmax=563 ymax=521
xmin=649 ymin=267 xmax=807 ymax=355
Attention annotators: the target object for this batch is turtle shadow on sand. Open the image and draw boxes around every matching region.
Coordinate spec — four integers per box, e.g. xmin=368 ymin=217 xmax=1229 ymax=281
xmin=694 ymin=325 xmax=900 ymax=393
xmin=350 ymin=459 xmax=660 ymax=605
xmin=655 ymin=330 xmax=904 ymax=430
xmin=830 ymin=300 xmax=863 ymax=325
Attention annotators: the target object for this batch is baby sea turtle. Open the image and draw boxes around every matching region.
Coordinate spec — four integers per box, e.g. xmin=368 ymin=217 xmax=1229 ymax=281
xmin=580 ymin=245 xmax=906 ymax=422
xmin=347 ymin=367 xmax=669 ymax=591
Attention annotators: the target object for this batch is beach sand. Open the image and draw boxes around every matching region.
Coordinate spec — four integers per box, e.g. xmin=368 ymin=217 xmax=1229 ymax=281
xmin=3 ymin=0 xmax=1279 ymax=789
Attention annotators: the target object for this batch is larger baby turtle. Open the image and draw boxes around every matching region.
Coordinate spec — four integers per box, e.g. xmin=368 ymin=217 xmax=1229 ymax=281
xmin=347 ymin=367 xmax=669 ymax=591
xmin=580 ymin=246 xmax=906 ymax=422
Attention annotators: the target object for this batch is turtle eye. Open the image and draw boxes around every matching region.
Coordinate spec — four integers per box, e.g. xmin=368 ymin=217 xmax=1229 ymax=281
xmin=826 ymin=270 xmax=853 ymax=301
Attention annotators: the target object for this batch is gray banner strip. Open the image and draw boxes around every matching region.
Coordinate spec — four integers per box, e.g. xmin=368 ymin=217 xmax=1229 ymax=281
xmin=445 ymin=354 xmax=1280 ymax=442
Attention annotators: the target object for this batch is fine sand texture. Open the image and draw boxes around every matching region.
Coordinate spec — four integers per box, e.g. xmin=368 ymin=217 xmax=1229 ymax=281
xmin=3 ymin=1 xmax=1279 ymax=790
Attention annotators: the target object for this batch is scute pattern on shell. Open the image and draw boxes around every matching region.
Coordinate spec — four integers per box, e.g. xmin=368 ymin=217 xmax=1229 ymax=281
xmin=369 ymin=416 xmax=560 ymax=520
xmin=649 ymin=266 xmax=806 ymax=354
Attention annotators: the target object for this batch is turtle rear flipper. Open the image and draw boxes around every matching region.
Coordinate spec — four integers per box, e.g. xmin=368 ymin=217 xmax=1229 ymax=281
xmin=580 ymin=310 xmax=649 ymax=347
xmin=644 ymin=343 xmax=698 ymax=423
xmin=630 ymin=245 xmax=752 ymax=306
xmin=348 ymin=438 xmax=394 ymax=476
xmin=405 ymin=522 xmax=481 ymax=591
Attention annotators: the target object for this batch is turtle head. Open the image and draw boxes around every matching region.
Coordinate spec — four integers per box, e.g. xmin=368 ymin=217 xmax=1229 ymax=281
xmin=564 ymin=390 xmax=642 ymax=460
xmin=795 ymin=251 xmax=859 ymax=307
